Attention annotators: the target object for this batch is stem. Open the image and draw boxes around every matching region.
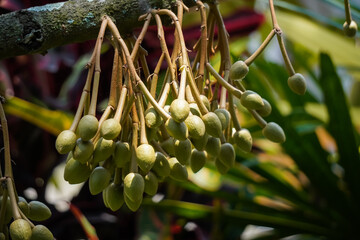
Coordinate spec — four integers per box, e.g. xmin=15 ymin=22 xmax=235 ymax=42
xmin=245 ymin=29 xmax=275 ymax=66
xmin=131 ymin=13 xmax=152 ymax=60
xmin=0 ymin=188 xmax=8 ymax=231
xmin=150 ymin=53 xmax=165 ymax=99
xmin=136 ymin=94 xmax=148 ymax=145
xmin=0 ymin=101 xmax=12 ymax=179
xmin=114 ymin=168 xmax=122 ymax=185
xmin=228 ymin=92 xmax=241 ymax=131
xmin=178 ymin=66 xmax=187 ymax=100
xmin=344 ymin=0 xmax=352 ymax=23
xmin=120 ymin=94 xmax=135 ymax=126
xmin=206 ymin=63 xmax=242 ymax=99
xmin=130 ymin=123 xmax=138 ymax=173
xmin=114 ymin=86 xmax=128 ymax=122
xmin=195 ymin=0 xmax=208 ymax=91
xmin=268 ymin=0 xmax=280 ymax=30
xmin=6 ymin=178 xmax=21 ymax=220
xmin=150 ymin=139 xmax=170 ymax=158
xmin=108 ymin=46 xmax=120 ymax=108
xmin=277 ymin=34 xmax=295 ymax=76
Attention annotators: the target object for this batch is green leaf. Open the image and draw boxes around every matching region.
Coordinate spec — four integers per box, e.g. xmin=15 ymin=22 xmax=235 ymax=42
xmin=4 ymin=97 xmax=73 ymax=135
xmin=319 ymin=53 xmax=360 ymax=206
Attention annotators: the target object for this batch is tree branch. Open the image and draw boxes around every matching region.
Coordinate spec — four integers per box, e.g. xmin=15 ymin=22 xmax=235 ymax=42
xmin=0 ymin=0 xmax=213 ymax=59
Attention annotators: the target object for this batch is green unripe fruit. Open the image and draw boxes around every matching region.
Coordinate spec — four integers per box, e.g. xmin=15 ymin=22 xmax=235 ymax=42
xmin=144 ymin=172 xmax=158 ymax=196
xmin=215 ymin=158 xmax=230 ymax=175
xmin=136 ymin=144 xmax=156 ymax=173
xmin=102 ymin=187 xmax=109 ymax=208
xmin=72 ymin=139 xmax=93 ymax=164
xmin=256 ymin=98 xmax=272 ymax=117
xmin=190 ymin=149 xmax=207 ymax=173
xmin=89 ymin=166 xmax=111 ymax=195
xmin=55 ymin=130 xmax=76 ymax=154
xmin=214 ymin=109 xmax=230 ymax=130
xmin=152 ymin=152 xmax=171 ymax=177
xmin=170 ymin=99 xmax=190 ymax=123
xmin=113 ymin=141 xmax=131 ymax=167
xmin=105 ymin=183 xmax=124 ymax=211
xmin=233 ymin=129 xmax=252 ymax=153
xmin=0 ymin=196 xmax=12 ymax=223
xmin=0 ymin=233 xmax=5 ymax=240
xmin=168 ymin=157 xmax=188 ymax=182
xmin=174 ymin=139 xmax=192 ymax=165
xmin=28 ymin=201 xmax=52 ymax=222
xmin=200 ymin=95 xmax=210 ymax=111
xmin=18 ymin=197 xmax=29 ymax=217
xmin=145 ymin=107 xmax=163 ymax=128
xmin=165 ymin=118 xmax=188 ymax=140
xmin=218 ymin=143 xmax=235 ymax=168
xmin=64 ymin=158 xmax=92 ymax=184
xmin=10 ymin=219 xmax=32 ymax=240
xmin=230 ymin=60 xmax=249 ymax=80
xmin=78 ymin=115 xmax=98 ymax=141
xmin=160 ymin=137 xmax=175 ymax=156
xmin=185 ymin=115 xmax=206 ymax=139
xmin=191 ymin=133 xmax=208 ymax=151
xmin=205 ymin=136 xmax=221 ymax=157
xmin=240 ymin=90 xmax=264 ymax=110
xmin=124 ymin=173 xmax=145 ymax=202
xmin=343 ymin=20 xmax=358 ymax=37
xmin=93 ymin=138 xmax=115 ymax=164
xmin=124 ymin=194 xmax=142 ymax=212
xmin=202 ymin=112 xmax=222 ymax=138
xmin=288 ymin=73 xmax=306 ymax=95
xmin=100 ymin=119 xmax=121 ymax=140
xmin=262 ymin=122 xmax=286 ymax=143
xmin=30 ymin=225 xmax=53 ymax=240
xmin=189 ymin=103 xmax=201 ymax=117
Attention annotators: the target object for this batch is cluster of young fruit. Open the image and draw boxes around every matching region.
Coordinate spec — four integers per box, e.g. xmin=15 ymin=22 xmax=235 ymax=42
xmin=0 ymin=195 xmax=53 ymax=240
xmin=54 ymin=1 xmax=305 ymax=212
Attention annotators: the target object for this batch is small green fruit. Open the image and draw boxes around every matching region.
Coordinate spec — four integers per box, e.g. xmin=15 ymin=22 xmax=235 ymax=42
xmin=145 ymin=107 xmax=163 ymax=128
xmin=262 ymin=122 xmax=286 ymax=143
xmin=191 ymin=133 xmax=209 ymax=151
xmin=10 ymin=219 xmax=32 ymax=240
xmin=233 ymin=129 xmax=252 ymax=153
xmin=136 ymin=144 xmax=156 ymax=173
xmin=205 ymin=137 xmax=221 ymax=157
xmin=168 ymin=157 xmax=188 ymax=182
xmin=288 ymin=73 xmax=306 ymax=95
xmin=256 ymin=98 xmax=272 ymax=117
xmin=160 ymin=137 xmax=175 ymax=156
xmin=343 ymin=20 xmax=358 ymax=37
xmin=124 ymin=194 xmax=142 ymax=212
xmin=185 ymin=115 xmax=206 ymax=139
xmin=30 ymin=225 xmax=53 ymax=240
xmin=214 ymin=109 xmax=231 ymax=130
xmin=72 ymin=138 xmax=93 ymax=164
xmin=200 ymin=95 xmax=211 ymax=111
xmin=218 ymin=143 xmax=235 ymax=168
xmin=64 ymin=158 xmax=92 ymax=184
xmin=55 ymin=130 xmax=76 ymax=154
xmin=170 ymin=99 xmax=190 ymax=123
xmin=124 ymin=173 xmax=145 ymax=202
xmin=215 ymin=158 xmax=230 ymax=175
xmin=165 ymin=118 xmax=188 ymax=140
xmin=144 ymin=172 xmax=158 ymax=196
xmin=190 ymin=149 xmax=207 ymax=173
xmin=0 ymin=233 xmax=5 ymax=240
xmin=113 ymin=141 xmax=131 ymax=167
xmin=230 ymin=60 xmax=249 ymax=80
xmin=28 ymin=201 xmax=52 ymax=221
xmin=240 ymin=90 xmax=264 ymax=110
xmin=89 ymin=166 xmax=111 ymax=195
xmin=152 ymin=152 xmax=171 ymax=177
xmin=102 ymin=187 xmax=109 ymax=208
xmin=78 ymin=115 xmax=98 ymax=141
xmin=18 ymin=197 xmax=29 ymax=217
xmin=93 ymin=138 xmax=115 ymax=164
xmin=202 ymin=112 xmax=222 ymax=138
xmin=105 ymin=183 xmax=124 ymax=211
xmin=100 ymin=119 xmax=121 ymax=140
xmin=174 ymin=139 xmax=192 ymax=165
xmin=189 ymin=103 xmax=201 ymax=117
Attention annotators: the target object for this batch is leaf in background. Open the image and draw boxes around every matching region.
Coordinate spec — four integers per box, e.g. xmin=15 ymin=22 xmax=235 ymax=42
xmin=319 ymin=53 xmax=360 ymax=207
xmin=4 ymin=97 xmax=73 ymax=135
xmin=69 ymin=203 xmax=99 ymax=240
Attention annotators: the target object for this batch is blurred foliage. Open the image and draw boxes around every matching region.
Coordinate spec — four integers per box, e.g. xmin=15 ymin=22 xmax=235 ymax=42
xmin=1 ymin=0 xmax=360 ymax=239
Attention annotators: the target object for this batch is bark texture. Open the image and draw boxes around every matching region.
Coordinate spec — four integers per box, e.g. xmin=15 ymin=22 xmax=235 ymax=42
xmin=0 ymin=0 xmax=212 ymax=59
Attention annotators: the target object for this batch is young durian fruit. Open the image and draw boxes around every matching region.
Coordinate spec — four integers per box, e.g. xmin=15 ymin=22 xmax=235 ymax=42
xmin=202 ymin=112 xmax=223 ymax=138
xmin=262 ymin=122 xmax=286 ymax=143
xmin=100 ymin=118 xmax=121 ymax=140
xmin=136 ymin=144 xmax=156 ymax=173
xmin=230 ymin=60 xmax=249 ymax=81
xmin=165 ymin=118 xmax=188 ymax=141
xmin=89 ymin=166 xmax=111 ymax=195
xmin=170 ymin=99 xmax=190 ymax=123
xmin=78 ymin=115 xmax=99 ymax=141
